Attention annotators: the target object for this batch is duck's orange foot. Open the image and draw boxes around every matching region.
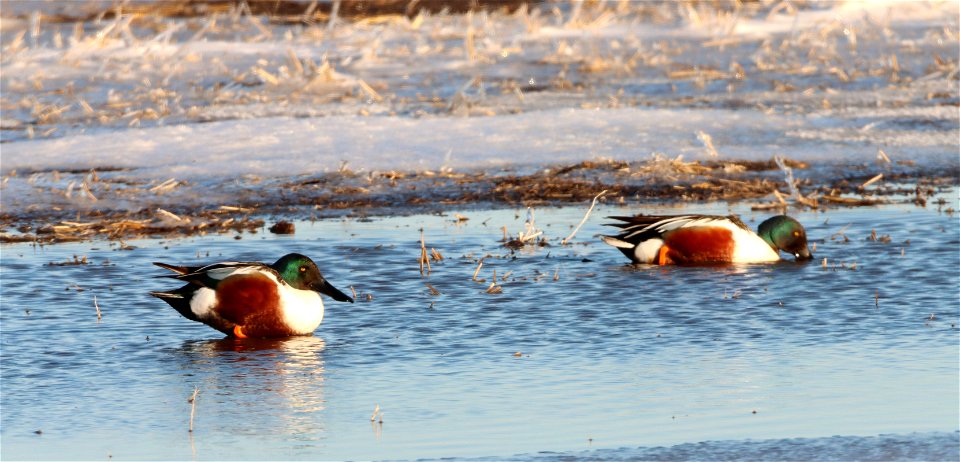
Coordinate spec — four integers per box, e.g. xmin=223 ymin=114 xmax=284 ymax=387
xmin=233 ymin=325 xmax=248 ymax=339
xmin=657 ymin=244 xmax=672 ymax=266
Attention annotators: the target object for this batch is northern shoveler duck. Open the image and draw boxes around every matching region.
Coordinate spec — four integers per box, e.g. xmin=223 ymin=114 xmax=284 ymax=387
xmin=150 ymin=253 xmax=353 ymax=338
xmin=601 ymin=214 xmax=812 ymax=265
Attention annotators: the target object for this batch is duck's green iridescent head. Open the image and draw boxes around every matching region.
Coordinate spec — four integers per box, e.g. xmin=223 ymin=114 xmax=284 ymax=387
xmin=758 ymin=216 xmax=813 ymax=261
xmin=273 ymin=253 xmax=354 ymax=303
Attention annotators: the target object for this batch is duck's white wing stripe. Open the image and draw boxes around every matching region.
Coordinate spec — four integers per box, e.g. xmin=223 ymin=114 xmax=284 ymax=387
xmin=601 ymin=236 xmax=635 ymax=249
xmin=623 ymin=215 xmax=723 ymax=239
xmin=189 ymin=263 xmax=270 ymax=281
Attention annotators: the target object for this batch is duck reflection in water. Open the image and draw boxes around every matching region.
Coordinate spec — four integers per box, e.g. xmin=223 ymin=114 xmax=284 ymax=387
xmin=174 ymin=336 xmax=329 ymax=445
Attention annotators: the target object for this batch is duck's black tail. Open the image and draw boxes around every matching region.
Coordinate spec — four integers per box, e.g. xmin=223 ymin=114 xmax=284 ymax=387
xmin=150 ymin=284 xmax=200 ymax=322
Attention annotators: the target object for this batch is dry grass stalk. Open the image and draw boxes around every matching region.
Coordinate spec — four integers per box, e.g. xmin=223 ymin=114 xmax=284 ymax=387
xmin=518 ymin=207 xmax=541 ymax=244
xmin=821 ymin=196 xmax=883 ymax=206
xmin=356 ymin=79 xmax=383 ymax=102
xmin=485 ymin=282 xmax=502 ymax=294
xmin=418 ymin=230 xmax=431 ymax=275
xmin=188 ymin=386 xmax=200 ymax=433
xmin=696 ymin=131 xmax=719 ymax=158
xmin=219 ymin=205 xmax=254 ymax=213
xmin=156 ymin=208 xmax=185 ymax=223
xmin=149 ymin=178 xmax=180 ymax=194
xmin=877 ymin=149 xmax=891 ymax=164
xmin=80 ymin=181 xmax=98 ymax=201
xmin=774 ymin=156 xmax=817 ymax=208
xmin=472 ymin=258 xmax=484 ymax=281
xmin=861 ymin=173 xmax=883 ymax=188
xmin=430 ymin=248 xmax=443 ymax=261
xmin=94 ymin=295 xmax=102 ymax=322
xmin=637 ymin=153 xmax=710 ymax=178
xmin=561 ymin=189 xmax=607 ymax=245
xmin=750 ymin=202 xmax=785 ymax=211
xmin=552 ymin=267 xmax=559 ymax=281
xmin=773 ymin=189 xmax=788 ymax=205
xmin=425 ymin=282 xmax=441 ymax=296
xmin=370 ymin=404 xmax=381 ymax=422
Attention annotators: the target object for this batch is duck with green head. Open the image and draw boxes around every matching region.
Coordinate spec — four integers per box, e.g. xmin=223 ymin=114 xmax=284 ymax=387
xmin=601 ymin=214 xmax=813 ymax=265
xmin=151 ymin=253 xmax=354 ymax=338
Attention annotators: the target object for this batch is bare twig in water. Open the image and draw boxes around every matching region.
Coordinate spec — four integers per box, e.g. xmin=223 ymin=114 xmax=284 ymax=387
xmin=94 ymin=295 xmax=102 ymax=322
xmin=561 ymin=189 xmax=607 ymax=245
xmin=370 ymin=404 xmax=381 ymax=422
xmin=188 ymin=386 xmax=200 ymax=433
xmin=775 ymin=156 xmax=817 ymax=208
xmin=472 ymin=258 xmax=484 ymax=281
xmin=425 ymin=282 xmax=441 ymax=296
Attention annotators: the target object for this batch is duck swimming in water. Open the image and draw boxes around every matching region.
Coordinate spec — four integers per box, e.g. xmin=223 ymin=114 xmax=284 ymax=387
xmin=150 ymin=253 xmax=353 ymax=338
xmin=601 ymin=214 xmax=813 ymax=265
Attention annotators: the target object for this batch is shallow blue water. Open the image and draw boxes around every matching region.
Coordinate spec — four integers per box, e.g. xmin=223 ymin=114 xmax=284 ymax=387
xmin=1 ymin=201 xmax=958 ymax=460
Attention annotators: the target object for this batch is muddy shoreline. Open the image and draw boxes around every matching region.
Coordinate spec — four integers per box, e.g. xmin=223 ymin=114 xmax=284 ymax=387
xmin=2 ymin=157 xmax=956 ymax=244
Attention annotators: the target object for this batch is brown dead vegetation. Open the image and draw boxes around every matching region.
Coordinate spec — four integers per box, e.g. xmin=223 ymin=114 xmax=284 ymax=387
xmin=15 ymin=0 xmax=535 ymax=24
xmin=2 ymin=156 xmax=955 ymax=245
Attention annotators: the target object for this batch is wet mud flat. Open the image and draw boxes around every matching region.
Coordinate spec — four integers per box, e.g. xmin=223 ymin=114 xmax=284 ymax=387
xmin=1 ymin=156 xmax=957 ymax=244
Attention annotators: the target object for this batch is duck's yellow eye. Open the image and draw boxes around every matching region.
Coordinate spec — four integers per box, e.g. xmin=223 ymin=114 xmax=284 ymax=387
xmin=299 ymin=266 xmax=306 ymax=272
xmin=793 ymin=231 xmax=800 ymax=236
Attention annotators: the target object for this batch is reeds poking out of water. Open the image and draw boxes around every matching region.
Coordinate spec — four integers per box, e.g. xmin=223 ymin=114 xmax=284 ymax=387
xmin=504 ymin=207 xmax=544 ymax=249
xmin=472 ymin=258 xmax=484 ymax=281
xmin=369 ymin=403 xmax=384 ymax=424
xmin=94 ymin=295 xmax=101 ymax=323
xmin=188 ymin=386 xmax=200 ymax=433
xmin=418 ymin=230 xmax=431 ymax=276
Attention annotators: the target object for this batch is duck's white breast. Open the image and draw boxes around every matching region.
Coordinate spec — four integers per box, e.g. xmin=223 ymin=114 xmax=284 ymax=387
xmin=279 ymin=286 xmax=324 ymax=335
xmin=730 ymin=226 xmax=781 ymax=262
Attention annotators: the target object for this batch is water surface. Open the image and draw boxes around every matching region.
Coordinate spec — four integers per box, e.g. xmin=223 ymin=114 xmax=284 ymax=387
xmin=1 ymin=202 xmax=958 ymax=460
